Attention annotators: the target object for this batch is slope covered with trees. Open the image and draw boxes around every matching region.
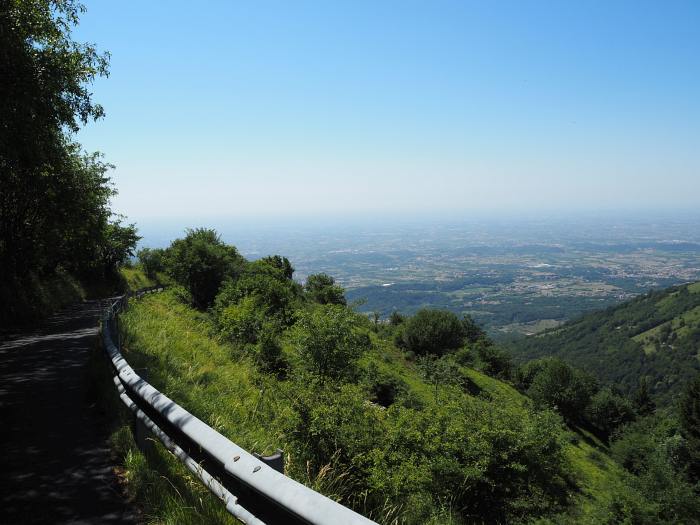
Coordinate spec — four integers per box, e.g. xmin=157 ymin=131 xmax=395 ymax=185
xmin=507 ymin=282 xmax=700 ymax=406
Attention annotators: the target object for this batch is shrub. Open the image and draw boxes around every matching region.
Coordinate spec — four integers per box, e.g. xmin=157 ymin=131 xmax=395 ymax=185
xmin=397 ymin=309 xmax=465 ymax=356
xmin=476 ymin=342 xmax=512 ymax=379
xmin=291 ymin=305 xmax=370 ymax=379
xmin=304 ymin=273 xmax=346 ymax=305
xmin=525 ymin=358 xmax=599 ymax=423
xmin=137 ymin=247 xmax=166 ymax=279
xmin=218 ymin=296 xmax=265 ymax=345
xmin=453 ymin=347 xmax=473 ymax=366
xmin=213 ymin=260 xmax=298 ymax=325
xmin=586 ymin=388 xmax=637 ymax=439
xmin=255 ymin=328 xmax=288 ymax=376
xmin=364 ymin=362 xmax=407 ymax=407
xmin=164 ymin=228 xmax=243 ymax=309
xmin=389 ymin=311 xmax=405 ymax=326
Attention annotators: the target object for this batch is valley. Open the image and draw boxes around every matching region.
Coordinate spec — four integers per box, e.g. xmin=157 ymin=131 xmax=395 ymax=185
xmin=176 ymin=214 xmax=700 ymax=337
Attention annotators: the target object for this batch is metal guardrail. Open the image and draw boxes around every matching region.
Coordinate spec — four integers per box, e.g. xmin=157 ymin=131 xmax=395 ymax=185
xmin=102 ymin=287 xmax=377 ymax=525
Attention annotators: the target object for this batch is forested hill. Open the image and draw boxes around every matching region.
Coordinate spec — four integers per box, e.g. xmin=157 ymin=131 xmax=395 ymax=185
xmin=507 ymin=281 xmax=700 ymax=405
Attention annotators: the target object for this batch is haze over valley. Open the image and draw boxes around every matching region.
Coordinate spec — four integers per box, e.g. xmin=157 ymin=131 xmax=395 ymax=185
xmin=136 ymin=212 xmax=700 ymax=336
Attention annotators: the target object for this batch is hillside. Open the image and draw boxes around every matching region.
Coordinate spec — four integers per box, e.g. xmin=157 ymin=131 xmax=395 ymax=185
xmin=103 ymin=230 xmax=700 ymax=524
xmin=118 ymin=290 xmax=629 ymax=524
xmin=507 ymin=281 xmax=700 ymax=406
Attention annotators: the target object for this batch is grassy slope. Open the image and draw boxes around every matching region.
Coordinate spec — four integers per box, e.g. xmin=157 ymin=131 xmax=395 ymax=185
xmin=632 ymin=304 xmax=700 ymax=354
xmin=507 ymin=281 xmax=700 ymax=405
xmin=120 ymin=267 xmax=157 ymax=292
xmin=113 ymin=291 xmax=628 ymax=524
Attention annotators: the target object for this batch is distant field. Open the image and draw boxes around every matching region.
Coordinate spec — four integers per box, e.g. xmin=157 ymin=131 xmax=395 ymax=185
xmin=146 ymin=216 xmax=700 ymax=335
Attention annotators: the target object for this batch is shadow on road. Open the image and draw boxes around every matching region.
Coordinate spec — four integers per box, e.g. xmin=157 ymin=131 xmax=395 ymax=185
xmin=0 ymin=300 xmax=138 ymax=524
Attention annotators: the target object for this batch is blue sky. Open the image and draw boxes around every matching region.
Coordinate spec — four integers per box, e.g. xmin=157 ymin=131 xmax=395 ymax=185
xmin=75 ymin=1 xmax=700 ymax=222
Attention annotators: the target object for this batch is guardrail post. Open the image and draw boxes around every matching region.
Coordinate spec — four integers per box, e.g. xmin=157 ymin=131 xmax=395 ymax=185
xmin=132 ymin=413 xmax=152 ymax=452
xmin=253 ymin=449 xmax=285 ymax=473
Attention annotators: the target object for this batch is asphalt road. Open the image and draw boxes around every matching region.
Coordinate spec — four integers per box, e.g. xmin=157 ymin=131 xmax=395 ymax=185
xmin=0 ymin=300 xmax=138 ymax=524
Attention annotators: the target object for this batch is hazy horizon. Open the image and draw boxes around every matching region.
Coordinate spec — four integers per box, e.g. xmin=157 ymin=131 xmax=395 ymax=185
xmin=133 ymin=210 xmax=700 ymax=253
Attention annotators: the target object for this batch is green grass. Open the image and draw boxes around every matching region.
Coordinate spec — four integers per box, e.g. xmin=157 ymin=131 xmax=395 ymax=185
xmin=559 ymin=428 xmax=628 ymax=523
xmin=119 ymin=267 xmax=157 ymax=292
xmin=114 ymin=290 xmax=631 ymax=524
xmin=632 ymin=304 xmax=700 ymax=354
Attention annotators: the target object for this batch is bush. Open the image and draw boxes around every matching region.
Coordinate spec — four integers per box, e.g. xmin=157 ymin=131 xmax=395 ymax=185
xmin=525 ymin=358 xmax=598 ymax=423
xmin=454 ymin=347 xmax=473 ymax=366
xmin=304 ymin=273 xmax=346 ymax=305
xmin=586 ymin=388 xmax=637 ymax=439
xmin=218 ymin=296 xmax=265 ymax=345
xmin=214 ymin=260 xmax=298 ymax=324
xmin=397 ymin=309 xmax=465 ymax=356
xmin=170 ymin=285 xmax=193 ymax=306
xmin=284 ymin=380 xmax=568 ymax=523
xmin=476 ymin=342 xmax=512 ymax=379
xmin=164 ymin=228 xmax=243 ymax=309
xmin=364 ymin=362 xmax=407 ymax=407
xmin=137 ymin=247 xmax=166 ymax=279
xmin=255 ymin=328 xmax=288 ymax=376
xmin=291 ymin=305 xmax=370 ymax=379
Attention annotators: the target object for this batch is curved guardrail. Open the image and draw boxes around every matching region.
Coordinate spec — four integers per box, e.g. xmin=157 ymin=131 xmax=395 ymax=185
xmin=102 ymin=287 xmax=377 ymax=525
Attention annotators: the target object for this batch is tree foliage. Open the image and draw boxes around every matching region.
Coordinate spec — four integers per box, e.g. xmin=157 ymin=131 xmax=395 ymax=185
xmin=291 ymin=304 xmax=370 ymax=379
xmin=395 ymin=308 xmax=465 ymax=356
xmin=0 ymin=0 xmax=138 ymax=324
xmin=137 ymin=247 xmax=166 ymax=279
xmin=586 ymin=387 xmax=637 ymax=439
xmin=679 ymin=373 xmax=700 ymax=482
xmin=304 ymin=273 xmax=346 ymax=305
xmin=164 ymin=228 xmax=243 ymax=309
xmin=507 ymin=283 xmax=700 ymax=406
xmin=523 ymin=357 xmax=599 ymax=423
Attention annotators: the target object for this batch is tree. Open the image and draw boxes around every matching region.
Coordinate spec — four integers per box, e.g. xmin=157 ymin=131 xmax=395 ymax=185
xmin=396 ymin=309 xmax=465 ymax=356
xmin=261 ymin=255 xmax=294 ymax=279
xmin=461 ymin=314 xmax=486 ymax=343
xmin=164 ymin=228 xmax=243 ymax=309
xmin=213 ymin=259 xmax=298 ymax=325
xmin=586 ymin=388 xmax=637 ymax=439
xmin=304 ymin=273 xmax=346 ymax=305
xmin=98 ymin=219 xmax=140 ymax=276
xmin=291 ymin=304 xmax=370 ymax=379
xmin=1 ymin=0 xmax=111 ymax=279
xmin=633 ymin=377 xmax=656 ymax=416
xmin=526 ymin=358 xmax=598 ymax=423
xmin=389 ymin=311 xmax=405 ymax=326
xmin=137 ymin=247 xmax=166 ymax=279
xmin=679 ymin=373 xmax=700 ymax=482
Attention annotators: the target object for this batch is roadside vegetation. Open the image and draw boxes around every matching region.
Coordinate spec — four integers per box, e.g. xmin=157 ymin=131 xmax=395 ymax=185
xmin=109 ymin=229 xmax=700 ymax=524
xmin=1 ymin=1 xmax=139 ymax=328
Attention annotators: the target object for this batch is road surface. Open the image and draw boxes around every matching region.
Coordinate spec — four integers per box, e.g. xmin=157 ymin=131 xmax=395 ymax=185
xmin=0 ymin=300 xmax=138 ymax=524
